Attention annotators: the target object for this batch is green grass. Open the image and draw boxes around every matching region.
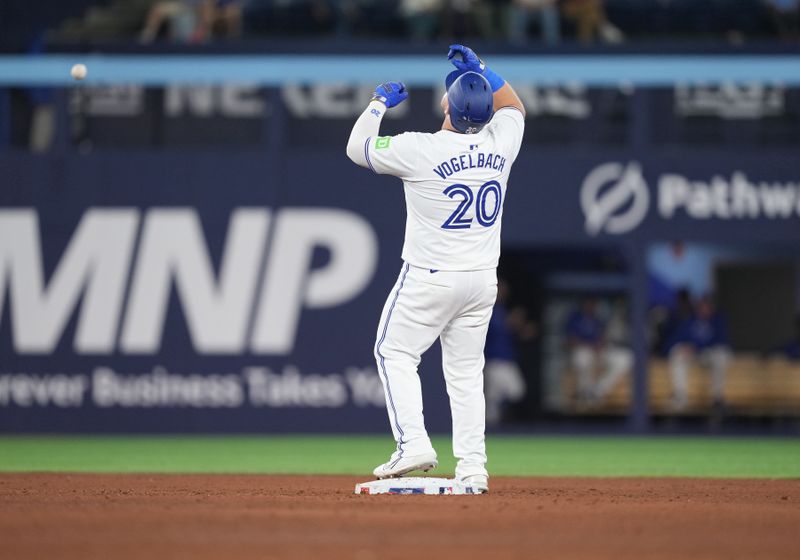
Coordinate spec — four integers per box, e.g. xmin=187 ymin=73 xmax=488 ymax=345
xmin=0 ymin=436 xmax=798 ymax=478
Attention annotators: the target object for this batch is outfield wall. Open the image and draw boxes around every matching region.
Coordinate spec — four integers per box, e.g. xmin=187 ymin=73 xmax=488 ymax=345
xmin=0 ymin=53 xmax=798 ymax=433
xmin=1 ymin=147 xmax=797 ymax=432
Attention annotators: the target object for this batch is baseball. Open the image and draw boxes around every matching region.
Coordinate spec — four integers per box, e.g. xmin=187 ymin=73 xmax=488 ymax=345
xmin=70 ymin=63 xmax=87 ymax=81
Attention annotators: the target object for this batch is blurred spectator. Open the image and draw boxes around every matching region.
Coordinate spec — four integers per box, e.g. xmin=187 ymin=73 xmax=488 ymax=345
xmin=333 ymin=0 xmax=401 ymax=37
xmin=507 ymin=0 xmax=561 ymax=44
xmin=441 ymin=0 xmax=482 ymax=39
xmin=29 ymin=0 xmax=798 ymax=45
xmin=25 ymin=36 xmax=55 ymax=153
xmin=764 ymin=0 xmax=800 ymax=41
xmin=472 ymin=0 xmax=513 ymax=40
xmin=209 ymin=0 xmax=244 ymax=38
xmin=597 ymin=299 xmax=632 ymax=400
xmin=654 ymin=287 xmax=695 ymax=355
xmin=565 ymin=298 xmax=632 ymax=406
xmin=21 ymin=0 xmax=800 ymax=46
xmin=483 ymin=279 xmax=535 ymax=425
xmin=561 ymin=0 xmax=623 ymax=43
xmin=648 ymin=241 xmax=715 ymax=302
xmin=401 ymin=0 xmax=444 ymax=40
xmin=141 ymin=0 xmax=205 ymax=43
xmin=141 ymin=0 xmax=242 ymax=43
xmin=667 ymin=295 xmax=730 ymax=412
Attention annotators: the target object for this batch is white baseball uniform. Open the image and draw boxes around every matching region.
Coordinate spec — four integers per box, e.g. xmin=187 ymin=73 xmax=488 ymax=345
xmin=348 ymin=100 xmax=524 ymax=479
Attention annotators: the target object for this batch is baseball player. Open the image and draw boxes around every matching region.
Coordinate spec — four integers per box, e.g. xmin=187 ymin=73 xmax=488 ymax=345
xmin=346 ymin=45 xmax=526 ymax=493
xmin=667 ymin=295 xmax=730 ymax=412
xmin=565 ymin=298 xmax=632 ymax=406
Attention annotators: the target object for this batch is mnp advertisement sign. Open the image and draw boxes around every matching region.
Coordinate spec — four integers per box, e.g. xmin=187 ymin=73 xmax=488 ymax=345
xmin=0 ymin=151 xmax=434 ymax=432
xmin=1 ymin=146 xmax=798 ymax=432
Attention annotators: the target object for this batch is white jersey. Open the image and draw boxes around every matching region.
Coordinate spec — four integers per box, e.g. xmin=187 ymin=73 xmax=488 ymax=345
xmin=365 ymin=107 xmax=525 ymax=271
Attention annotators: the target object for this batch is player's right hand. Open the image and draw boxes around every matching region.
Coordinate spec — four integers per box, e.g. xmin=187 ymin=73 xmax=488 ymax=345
xmin=447 ymin=44 xmax=486 ymax=74
xmin=372 ymin=82 xmax=408 ymax=108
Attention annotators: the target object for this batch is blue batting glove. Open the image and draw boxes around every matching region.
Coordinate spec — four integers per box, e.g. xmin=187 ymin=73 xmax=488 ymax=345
xmin=447 ymin=44 xmax=505 ymax=93
xmin=372 ymin=82 xmax=408 ymax=108
xmin=447 ymin=44 xmax=486 ymax=73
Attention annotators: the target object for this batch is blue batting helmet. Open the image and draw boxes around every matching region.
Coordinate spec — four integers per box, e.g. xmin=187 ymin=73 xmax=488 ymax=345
xmin=446 ymin=71 xmax=493 ymax=134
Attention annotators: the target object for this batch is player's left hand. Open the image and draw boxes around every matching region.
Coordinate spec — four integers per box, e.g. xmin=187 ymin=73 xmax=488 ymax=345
xmin=447 ymin=44 xmax=486 ymax=74
xmin=447 ymin=44 xmax=505 ymax=93
xmin=372 ymin=82 xmax=408 ymax=108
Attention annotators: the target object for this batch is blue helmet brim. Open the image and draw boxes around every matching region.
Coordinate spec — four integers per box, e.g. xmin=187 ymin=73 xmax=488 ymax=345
xmin=445 ymin=70 xmax=463 ymax=90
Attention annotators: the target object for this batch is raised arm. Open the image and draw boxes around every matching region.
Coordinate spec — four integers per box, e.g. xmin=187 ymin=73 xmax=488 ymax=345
xmin=346 ymin=82 xmax=408 ymax=168
xmin=447 ymin=44 xmax=526 ymax=117
xmin=493 ymin=82 xmax=526 ymax=117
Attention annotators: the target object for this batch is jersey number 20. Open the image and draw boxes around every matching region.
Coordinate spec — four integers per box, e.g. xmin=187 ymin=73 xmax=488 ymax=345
xmin=441 ymin=181 xmax=502 ymax=230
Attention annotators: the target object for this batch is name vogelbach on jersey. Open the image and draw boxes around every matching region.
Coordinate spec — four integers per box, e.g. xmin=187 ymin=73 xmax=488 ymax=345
xmin=433 ymin=152 xmax=507 ymax=179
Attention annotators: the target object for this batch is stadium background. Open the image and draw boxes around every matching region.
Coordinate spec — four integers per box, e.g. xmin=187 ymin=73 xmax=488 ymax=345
xmin=0 ymin=1 xmax=799 ymax=558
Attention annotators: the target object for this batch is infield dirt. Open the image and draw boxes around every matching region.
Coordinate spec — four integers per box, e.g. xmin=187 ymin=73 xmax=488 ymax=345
xmin=1 ymin=474 xmax=798 ymax=559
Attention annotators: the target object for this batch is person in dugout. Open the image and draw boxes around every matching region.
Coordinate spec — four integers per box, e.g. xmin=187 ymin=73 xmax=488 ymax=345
xmin=666 ymin=295 xmax=731 ymax=412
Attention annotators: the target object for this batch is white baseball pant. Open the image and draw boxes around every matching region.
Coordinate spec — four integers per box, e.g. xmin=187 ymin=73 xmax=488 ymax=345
xmin=484 ymin=359 xmax=527 ymax=424
xmin=374 ymin=262 xmax=497 ymax=479
xmin=668 ymin=344 xmax=730 ymax=410
xmin=571 ymin=345 xmax=632 ymax=400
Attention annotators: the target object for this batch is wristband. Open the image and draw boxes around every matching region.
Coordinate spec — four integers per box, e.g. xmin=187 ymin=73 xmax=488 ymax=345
xmin=482 ymin=67 xmax=505 ymax=92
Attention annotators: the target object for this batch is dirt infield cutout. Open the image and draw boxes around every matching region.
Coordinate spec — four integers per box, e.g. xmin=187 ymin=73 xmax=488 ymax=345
xmin=1 ymin=474 xmax=798 ymax=559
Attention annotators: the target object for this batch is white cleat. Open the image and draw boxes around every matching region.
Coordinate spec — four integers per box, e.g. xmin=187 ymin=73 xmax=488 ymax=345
xmin=373 ymin=451 xmax=438 ymax=479
xmin=459 ymin=474 xmax=489 ymax=494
